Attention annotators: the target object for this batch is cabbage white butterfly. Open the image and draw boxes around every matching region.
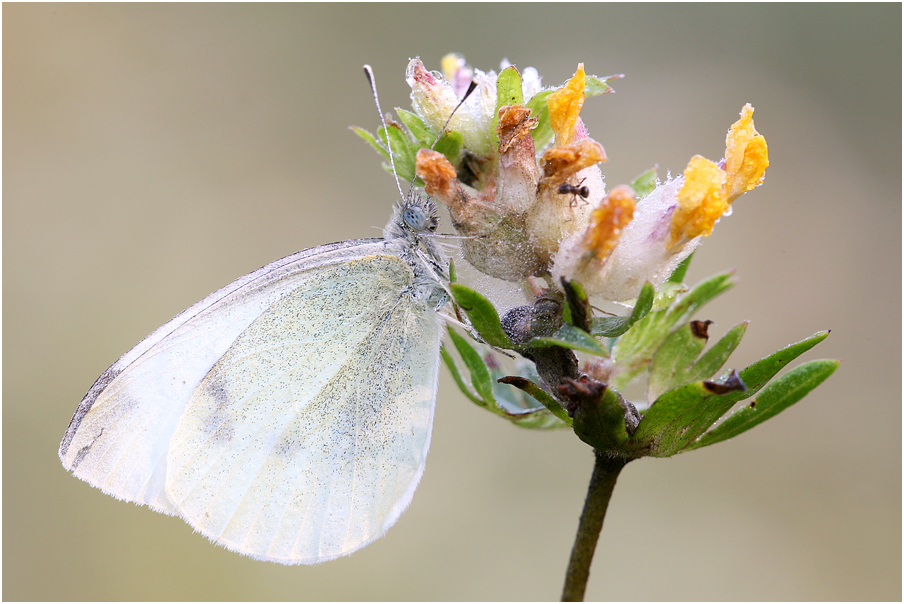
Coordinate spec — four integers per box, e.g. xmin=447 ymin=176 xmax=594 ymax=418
xmin=59 ymin=67 xmax=456 ymax=565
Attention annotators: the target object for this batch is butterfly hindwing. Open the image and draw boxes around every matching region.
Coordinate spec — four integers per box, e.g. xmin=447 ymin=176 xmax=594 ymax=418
xmin=60 ymin=240 xmax=391 ymax=511
xmin=165 ymin=252 xmax=443 ymax=563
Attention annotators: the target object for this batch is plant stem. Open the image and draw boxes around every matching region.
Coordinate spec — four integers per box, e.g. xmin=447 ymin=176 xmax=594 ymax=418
xmin=561 ymin=450 xmax=629 ymax=602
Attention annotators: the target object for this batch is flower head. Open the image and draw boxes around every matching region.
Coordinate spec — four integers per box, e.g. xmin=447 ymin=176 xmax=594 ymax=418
xmin=355 ymin=56 xmax=766 ymax=305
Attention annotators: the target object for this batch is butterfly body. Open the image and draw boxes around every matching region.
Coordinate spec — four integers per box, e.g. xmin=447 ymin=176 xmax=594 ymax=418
xmin=60 ymin=194 xmax=448 ymax=564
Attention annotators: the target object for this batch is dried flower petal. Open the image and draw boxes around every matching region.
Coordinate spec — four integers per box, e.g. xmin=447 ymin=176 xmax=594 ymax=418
xmin=724 ymin=104 xmax=769 ymax=202
xmin=668 ymin=155 xmax=728 ymax=250
xmin=583 ymin=185 xmax=636 ymax=261
xmin=548 ymin=64 xmax=586 ymax=146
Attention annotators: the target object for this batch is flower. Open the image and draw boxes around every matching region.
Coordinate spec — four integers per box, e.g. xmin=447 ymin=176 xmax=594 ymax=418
xmin=408 ymin=58 xmax=613 ymax=281
xmin=553 ymin=104 xmax=769 ymax=301
xmin=355 ymin=56 xmax=767 ymax=305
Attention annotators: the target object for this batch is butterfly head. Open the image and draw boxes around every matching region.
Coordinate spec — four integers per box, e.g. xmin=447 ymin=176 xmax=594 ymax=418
xmin=384 ymin=192 xmax=439 ymax=241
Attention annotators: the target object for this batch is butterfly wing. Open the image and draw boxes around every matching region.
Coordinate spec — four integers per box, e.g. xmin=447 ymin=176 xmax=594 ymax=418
xmin=60 ymin=240 xmax=442 ymax=563
xmin=166 ymin=252 xmax=442 ymax=563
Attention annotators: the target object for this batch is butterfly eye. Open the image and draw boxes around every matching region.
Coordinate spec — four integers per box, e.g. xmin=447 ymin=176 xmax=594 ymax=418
xmin=403 ymin=206 xmax=429 ymax=231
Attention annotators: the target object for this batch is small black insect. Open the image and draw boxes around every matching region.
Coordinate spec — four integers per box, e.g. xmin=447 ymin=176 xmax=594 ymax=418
xmin=558 ymin=178 xmax=590 ymax=206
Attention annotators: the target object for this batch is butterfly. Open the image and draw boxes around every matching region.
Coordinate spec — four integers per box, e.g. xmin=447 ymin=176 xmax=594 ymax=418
xmin=59 ymin=188 xmax=451 ymax=564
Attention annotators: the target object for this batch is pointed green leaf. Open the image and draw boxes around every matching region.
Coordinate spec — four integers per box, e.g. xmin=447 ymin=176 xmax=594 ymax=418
xmin=507 ymin=410 xmax=571 ymax=430
xmin=433 ymin=130 xmax=464 ymax=165
xmin=592 ymin=281 xmax=655 ymax=337
xmin=686 ymin=322 xmax=747 ymax=383
xmin=440 ymin=345 xmax=484 ymax=406
xmin=492 ymin=66 xmax=524 ymax=146
xmin=633 ymin=373 xmax=748 ymax=457
xmin=445 ymin=327 xmax=495 ymax=408
xmin=689 ymin=359 xmax=840 ymax=450
xmin=610 ymin=273 xmax=736 ymax=390
xmin=448 ymin=258 xmax=457 ymax=283
xmin=350 ymin=126 xmax=391 ymax=162
xmin=629 ymin=167 xmax=658 ymax=199
xmin=727 ymin=331 xmax=831 ymax=404
xmin=668 ymin=252 xmax=693 ymax=283
xmin=583 ymin=74 xmax=620 ymax=97
xmin=636 ymin=330 xmax=831 ymax=457
xmin=445 ymin=333 xmax=569 ymax=429
xmin=449 ymin=283 xmax=514 ymax=349
xmin=525 ymin=89 xmax=554 ymax=148
xmin=497 ymin=376 xmax=572 ymax=426
xmin=562 ymin=279 xmax=591 ymax=331
xmin=665 ymin=271 xmax=736 ymax=326
xmin=377 ymin=124 xmax=417 ymax=182
xmin=647 ymin=321 xmax=711 ymax=401
xmin=395 ymin=109 xmax=434 ymax=145
xmin=530 ymin=323 xmax=608 ymax=357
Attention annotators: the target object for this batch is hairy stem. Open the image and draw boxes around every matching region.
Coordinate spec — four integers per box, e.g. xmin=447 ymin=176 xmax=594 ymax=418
xmin=561 ymin=451 xmax=629 ymax=602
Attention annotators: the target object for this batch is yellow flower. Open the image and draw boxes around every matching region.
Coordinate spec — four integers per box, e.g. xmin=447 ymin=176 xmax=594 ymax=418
xmin=668 ymin=156 xmax=728 ymax=249
xmin=548 ymin=64 xmax=586 ymax=146
xmin=725 ymin=103 xmax=769 ymax=202
xmin=582 ymin=185 xmax=636 ymax=261
xmin=668 ymin=104 xmax=769 ymax=250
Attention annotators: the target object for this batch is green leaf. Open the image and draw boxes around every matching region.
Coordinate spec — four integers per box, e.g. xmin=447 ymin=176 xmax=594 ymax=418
xmin=530 ymin=323 xmax=608 ymax=357
xmin=562 ymin=279 xmax=591 ymax=331
xmin=733 ymin=331 xmax=831 ymax=398
xmin=685 ymin=322 xmax=747 ymax=383
xmin=496 ymin=65 xmax=525 ymax=107
xmin=584 ymin=73 xmax=622 ymax=97
xmin=444 ymin=331 xmax=569 ymax=429
xmin=668 ymin=252 xmax=693 ymax=283
xmin=445 ymin=328 xmax=495 ymax=407
xmin=449 ymin=283 xmax=514 ymax=349
xmin=664 ymin=271 xmax=736 ymax=326
xmin=448 ymin=258 xmax=457 ymax=283
xmin=492 ymin=66 xmax=524 ymax=147
xmin=395 ymin=109 xmax=433 ymax=145
xmin=496 ymin=376 xmax=572 ymax=426
xmin=629 ymin=167 xmax=658 ymax=199
xmin=635 ymin=330 xmax=831 ymax=457
xmin=592 ymin=281 xmax=655 ymax=337
xmin=689 ymin=359 xmax=840 ymax=450
xmin=647 ymin=321 xmax=712 ymax=401
xmin=610 ymin=272 xmax=737 ymax=390
xmin=350 ymin=126 xmax=391 ymax=162
xmin=440 ymin=345 xmax=484 ymax=406
xmin=433 ymin=130 xmax=464 ymax=165
xmin=525 ymin=89 xmax=554 ymax=148
xmin=377 ymin=124 xmax=417 ymax=182
xmin=632 ymin=374 xmax=748 ymax=457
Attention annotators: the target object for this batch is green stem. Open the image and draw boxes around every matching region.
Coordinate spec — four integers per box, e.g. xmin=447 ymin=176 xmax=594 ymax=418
xmin=561 ymin=450 xmax=629 ymax=602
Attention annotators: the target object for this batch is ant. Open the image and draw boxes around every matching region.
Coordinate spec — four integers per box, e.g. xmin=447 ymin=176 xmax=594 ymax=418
xmin=558 ymin=178 xmax=590 ymax=206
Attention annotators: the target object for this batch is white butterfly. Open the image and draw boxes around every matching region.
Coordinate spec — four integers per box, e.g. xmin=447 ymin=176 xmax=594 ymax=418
xmin=59 ymin=193 xmax=449 ymax=564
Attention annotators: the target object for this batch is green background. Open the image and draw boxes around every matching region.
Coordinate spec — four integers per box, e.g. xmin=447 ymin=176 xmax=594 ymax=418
xmin=5 ymin=4 xmax=900 ymax=600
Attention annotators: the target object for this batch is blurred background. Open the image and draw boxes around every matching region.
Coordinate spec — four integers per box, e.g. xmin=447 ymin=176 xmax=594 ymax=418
xmin=5 ymin=4 xmax=900 ymax=600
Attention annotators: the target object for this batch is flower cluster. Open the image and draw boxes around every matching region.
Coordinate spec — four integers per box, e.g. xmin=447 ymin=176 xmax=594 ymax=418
xmin=358 ymin=55 xmax=768 ymax=304
xmin=356 ymin=56 xmax=831 ymax=460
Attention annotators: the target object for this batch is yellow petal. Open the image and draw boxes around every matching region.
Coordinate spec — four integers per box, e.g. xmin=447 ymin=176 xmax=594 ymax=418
xmin=583 ymin=185 xmax=636 ymax=261
xmin=548 ymin=64 xmax=586 ymax=146
xmin=668 ymin=155 xmax=728 ymax=250
xmin=539 ymin=138 xmax=607 ymax=186
xmin=441 ymin=53 xmax=465 ymax=81
xmin=724 ymin=104 xmax=769 ymax=202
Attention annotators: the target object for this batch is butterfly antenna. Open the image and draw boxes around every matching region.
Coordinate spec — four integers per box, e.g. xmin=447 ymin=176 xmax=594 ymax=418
xmin=364 ymin=65 xmax=406 ymax=203
xmin=428 ymin=79 xmax=477 ymax=150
